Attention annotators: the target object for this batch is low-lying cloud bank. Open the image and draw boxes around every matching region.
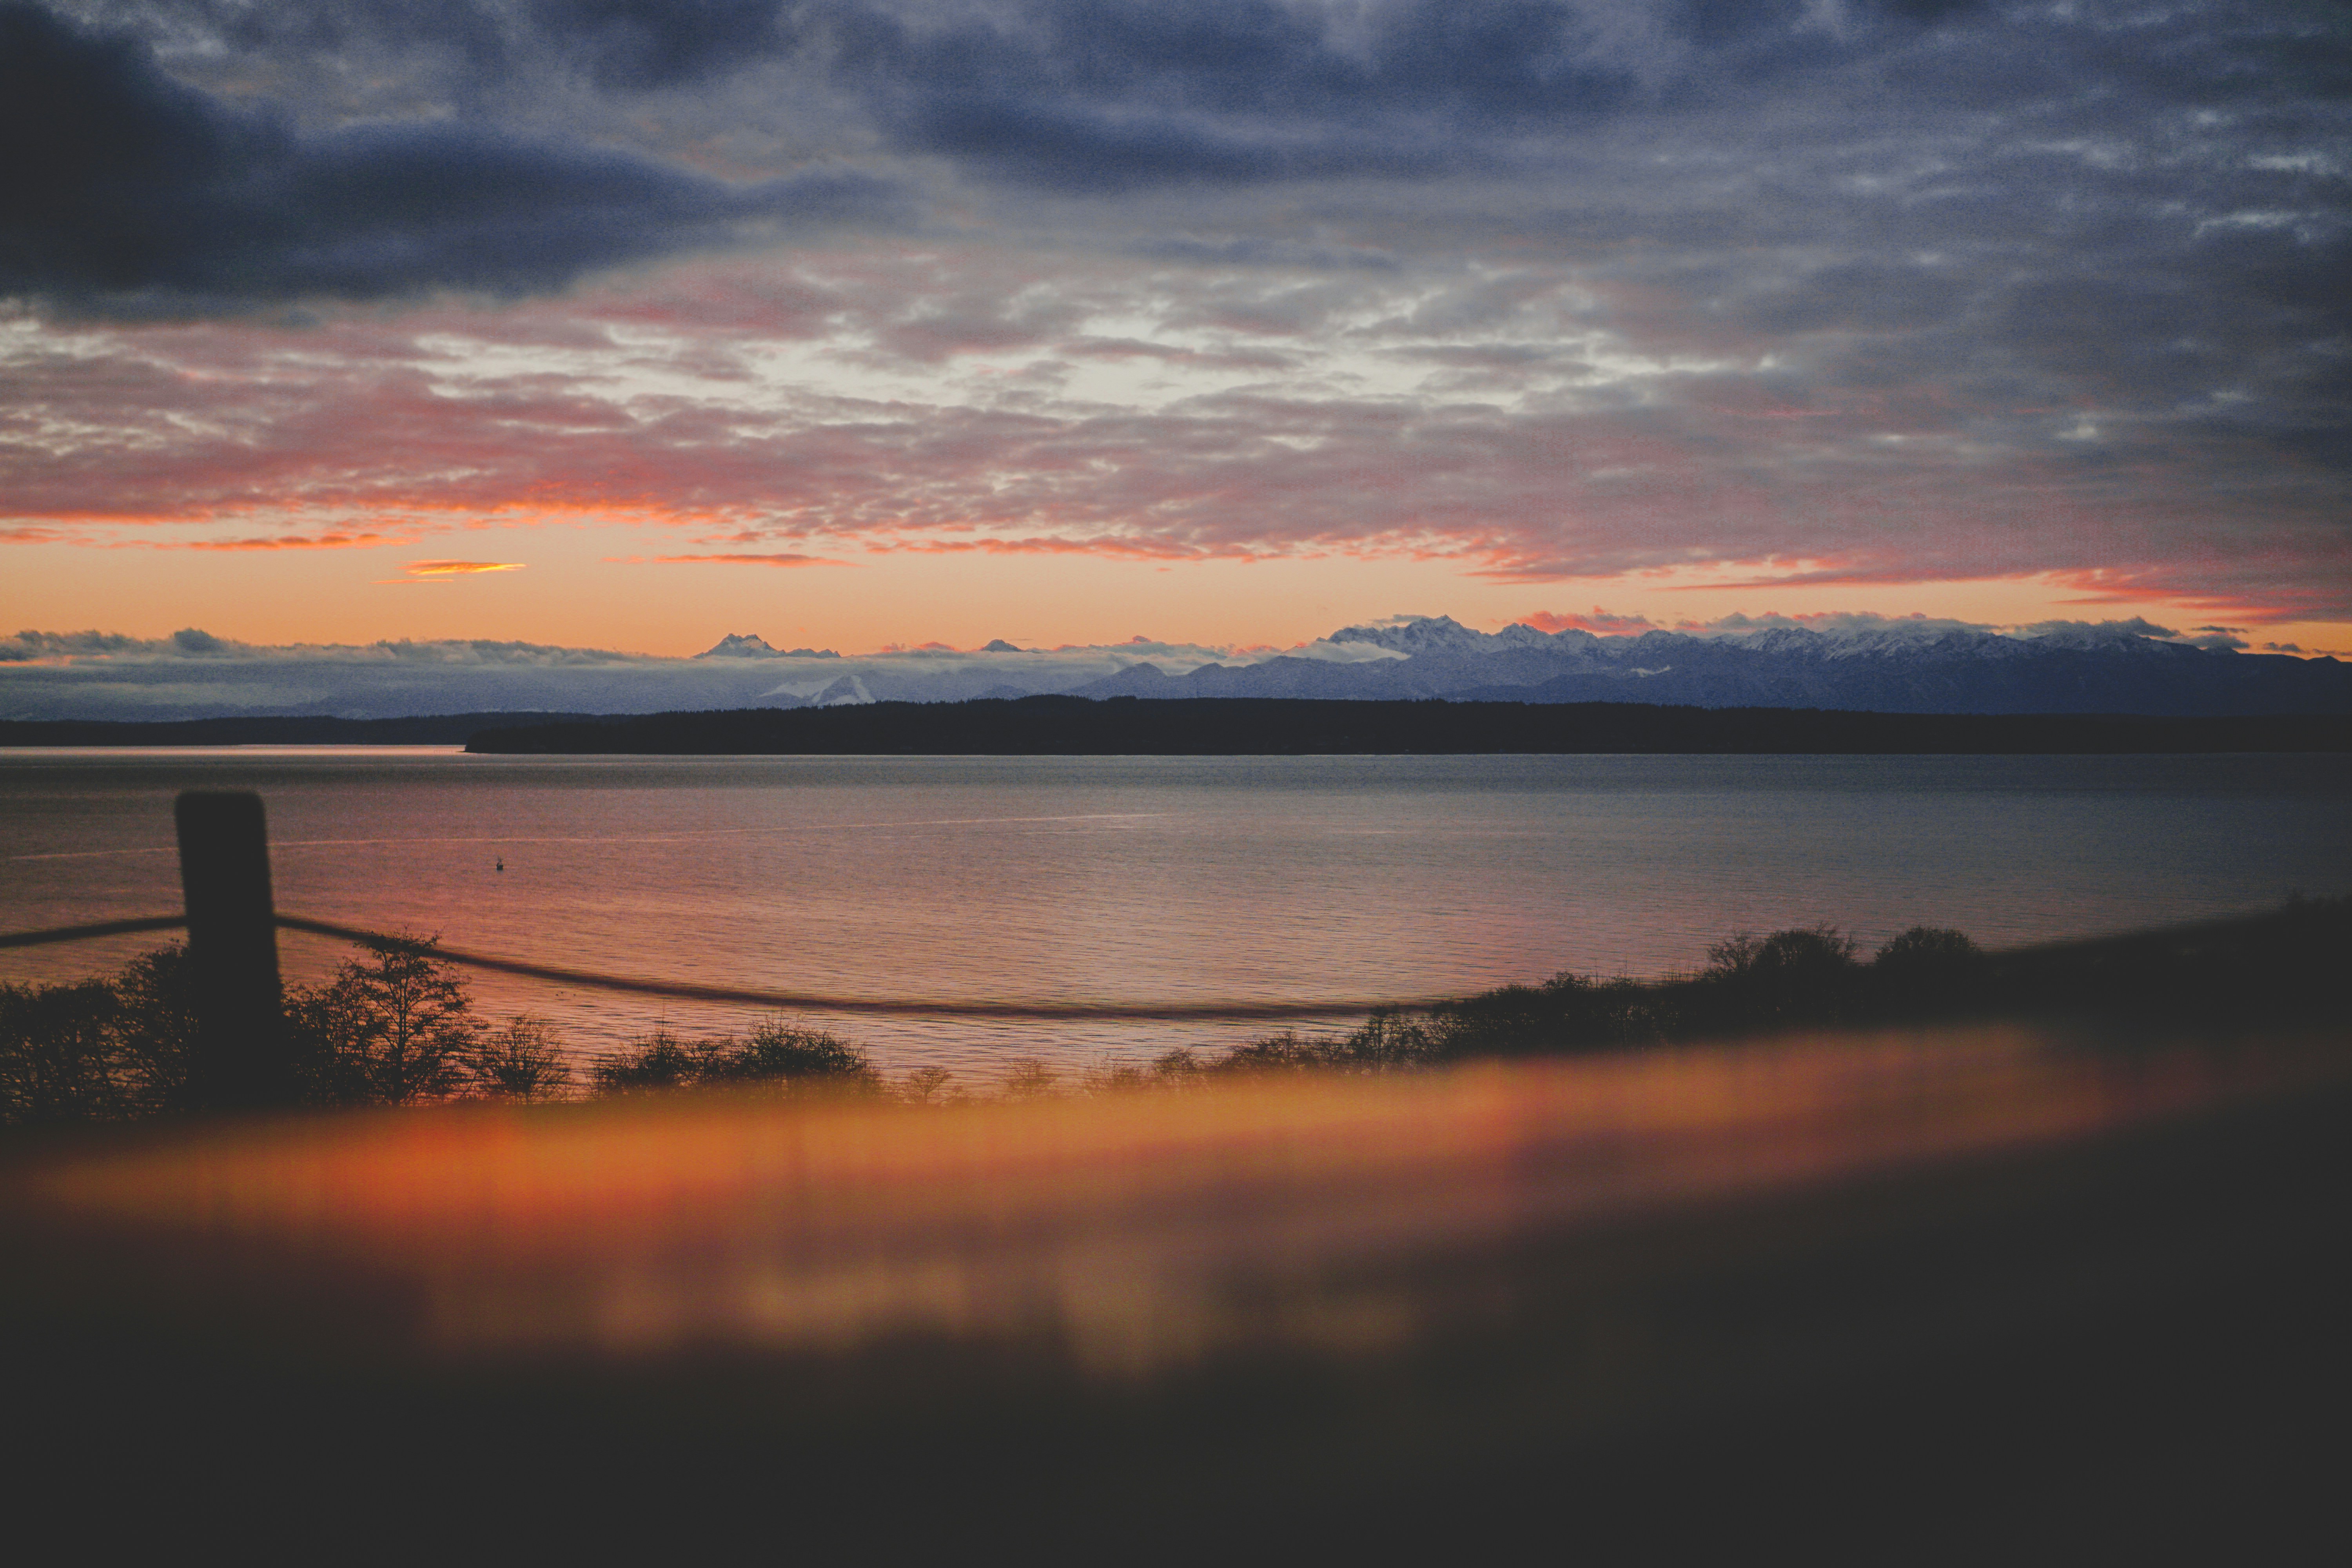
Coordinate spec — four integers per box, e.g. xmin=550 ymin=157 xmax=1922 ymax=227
xmin=0 ymin=624 xmax=1251 ymax=719
xmin=4 ymin=614 xmax=2340 ymax=722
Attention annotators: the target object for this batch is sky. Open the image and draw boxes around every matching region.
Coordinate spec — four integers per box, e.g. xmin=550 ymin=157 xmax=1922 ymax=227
xmin=3 ymin=0 xmax=2348 ymax=663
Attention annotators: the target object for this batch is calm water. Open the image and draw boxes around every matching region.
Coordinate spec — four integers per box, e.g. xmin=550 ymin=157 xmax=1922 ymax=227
xmin=4 ymin=749 xmax=2347 ymax=1076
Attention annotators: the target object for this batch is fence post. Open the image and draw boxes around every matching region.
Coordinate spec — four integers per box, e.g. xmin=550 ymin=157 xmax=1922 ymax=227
xmin=175 ymin=791 xmax=296 ymax=1111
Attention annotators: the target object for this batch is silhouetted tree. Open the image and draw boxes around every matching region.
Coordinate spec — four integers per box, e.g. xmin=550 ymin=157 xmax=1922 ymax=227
xmin=289 ymin=935 xmax=478 ymax=1105
xmin=1870 ymin=926 xmax=1987 ymax=1015
xmin=899 ymin=1065 xmax=962 ymax=1104
xmin=111 ymin=942 xmax=200 ymax=1114
xmin=590 ymin=1028 xmax=703 ymax=1094
xmin=0 ymin=979 xmax=126 ymax=1127
xmin=998 ymin=1057 xmax=1062 ymax=1099
xmin=1699 ymin=926 xmax=1863 ymax=1028
xmin=467 ymin=1014 xmax=574 ymax=1101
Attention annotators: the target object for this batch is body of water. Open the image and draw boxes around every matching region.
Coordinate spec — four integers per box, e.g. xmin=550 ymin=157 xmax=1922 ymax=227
xmin=4 ymin=749 xmax=2347 ymax=1077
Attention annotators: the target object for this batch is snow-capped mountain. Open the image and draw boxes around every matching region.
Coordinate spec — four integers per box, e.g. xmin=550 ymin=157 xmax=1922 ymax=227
xmin=7 ymin=616 xmax=2342 ymax=721
xmin=1071 ymin=617 xmax=2351 ymax=715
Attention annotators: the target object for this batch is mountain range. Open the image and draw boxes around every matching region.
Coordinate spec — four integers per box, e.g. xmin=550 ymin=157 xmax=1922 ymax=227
xmin=1065 ymin=618 xmax=2352 ymax=716
xmin=5 ymin=617 xmax=2346 ymax=723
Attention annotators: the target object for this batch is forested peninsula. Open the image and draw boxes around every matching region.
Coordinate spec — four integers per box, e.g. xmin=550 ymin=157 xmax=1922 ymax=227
xmin=465 ymin=697 xmax=2352 ymax=755
xmin=0 ymin=712 xmax=602 ymax=746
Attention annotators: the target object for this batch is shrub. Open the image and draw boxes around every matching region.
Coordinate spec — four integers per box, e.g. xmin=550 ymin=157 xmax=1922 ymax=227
xmin=1424 ymin=976 xmax=1661 ymax=1058
xmin=1213 ymin=1008 xmax=1439 ymax=1075
xmin=0 ymin=979 xmax=128 ymax=1128
xmin=710 ymin=1022 xmax=880 ymax=1091
xmin=1149 ymin=1047 xmax=1204 ymax=1083
xmin=591 ymin=1021 xmax=880 ymax=1098
xmin=1696 ymin=926 xmax=1864 ymax=1029
xmin=468 ymin=1014 xmax=575 ymax=1102
xmin=998 ymin=1057 xmax=1062 ymax=1099
xmin=1081 ymin=1060 xmax=1152 ymax=1094
xmin=899 ymin=1066 xmax=962 ymax=1105
xmin=111 ymin=944 xmax=201 ymax=1114
xmin=1870 ymin=926 xmax=1988 ymax=1015
xmin=590 ymin=1028 xmax=705 ymax=1094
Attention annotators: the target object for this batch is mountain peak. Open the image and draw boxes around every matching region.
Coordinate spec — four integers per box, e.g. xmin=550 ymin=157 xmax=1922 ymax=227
xmin=1326 ymin=615 xmax=1492 ymax=657
xmin=699 ymin=633 xmax=776 ymax=659
xmin=696 ymin=633 xmax=838 ymax=659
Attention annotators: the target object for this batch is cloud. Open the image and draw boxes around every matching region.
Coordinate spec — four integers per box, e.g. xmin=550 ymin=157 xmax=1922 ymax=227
xmin=7 ymin=2 xmax=2347 ymax=633
xmin=0 ymin=3 xmax=900 ymax=314
xmin=644 ymin=552 xmax=840 ymax=566
xmin=175 ymin=532 xmax=396 ymax=550
xmin=0 ymin=628 xmax=150 ymax=662
xmin=1515 ymin=608 xmax=2280 ymax=652
xmin=2013 ymin=617 xmax=2182 ymax=648
xmin=1695 ymin=610 xmax=1997 ymax=641
xmin=1519 ymin=608 xmax=1658 ymax=635
xmin=0 ymin=627 xmax=658 ymax=665
xmin=405 ymin=559 xmax=525 ymax=574
xmin=40 ymin=2 xmax=2033 ymax=199
xmin=0 ymin=621 xmax=1259 ymax=718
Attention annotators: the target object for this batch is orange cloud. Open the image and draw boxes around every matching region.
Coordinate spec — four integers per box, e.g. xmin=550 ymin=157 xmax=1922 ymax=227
xmin=644 ymin=553 xmax=841 ymax=566
xmin=881 ymin=535 xmax=1218 ymax=561
xmin=178 ymin=532 xmax=394 ymax=552
xmin=406 ymin=560 xmax=527 ymax=575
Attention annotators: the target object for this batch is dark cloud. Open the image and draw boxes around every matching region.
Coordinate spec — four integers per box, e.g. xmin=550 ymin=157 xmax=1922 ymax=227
xmin=0 ymin=3 xmax=897 ymax=311
xmin=11 ymin=2 xmax=2348 ymax=627
xmin=63 ymin=1 xmax=2022 ymax=187
xmin=528 ymin=0 xmax=790 ymax=89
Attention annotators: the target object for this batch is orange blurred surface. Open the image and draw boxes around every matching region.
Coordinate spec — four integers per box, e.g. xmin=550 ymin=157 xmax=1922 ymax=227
xmin=14 ymin=1023 xmax=2345 ymax=1374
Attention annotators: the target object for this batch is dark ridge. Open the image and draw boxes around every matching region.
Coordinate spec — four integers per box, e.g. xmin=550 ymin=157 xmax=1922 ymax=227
xmin=0 ymin=713 xmax=613 ymax=747
xmin=465 ymin=697 xmax=2352 ymax=755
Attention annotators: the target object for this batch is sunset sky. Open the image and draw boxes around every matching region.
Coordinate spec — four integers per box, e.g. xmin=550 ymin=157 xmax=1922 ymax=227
xmin=4 ymin=0 xmax=2347 ymax=659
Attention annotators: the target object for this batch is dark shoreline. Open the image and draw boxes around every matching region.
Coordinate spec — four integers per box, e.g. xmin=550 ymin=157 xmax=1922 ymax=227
xmin=468 ymin=697 xmax=2352 ymax=755
xmin=6 ymin=698 xmax=2345 ymax=753
xmin=0 ymin=712 xmax=603 ymax=747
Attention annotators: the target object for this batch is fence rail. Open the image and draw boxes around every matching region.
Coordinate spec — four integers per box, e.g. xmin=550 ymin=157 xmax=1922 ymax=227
xmin=2 ymin=908 xmax=1425 ymax=1022
xmin=3 ymin=793 xmax=1426 ymax=1034
xmin=0 ymin=914 xmax=187 ymax=951
xmin=272 ymin=913 xmax=1425 ymax=1022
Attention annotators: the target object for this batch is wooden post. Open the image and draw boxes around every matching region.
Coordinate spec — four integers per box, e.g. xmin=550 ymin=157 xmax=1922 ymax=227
xmin=176 ymin=791 xmax=295 ymax=1111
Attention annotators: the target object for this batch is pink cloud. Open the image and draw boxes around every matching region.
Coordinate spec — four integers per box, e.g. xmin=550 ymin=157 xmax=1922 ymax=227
xmin=4 ymin=248 xmax=2344 ymax=630
xmin=173 ymin=533 xmax=396 ymax=551
xmin=646 ymin=553 xmax=841 ymax=566
xmin=1519 ymin=608 xmax=1658 ymax=635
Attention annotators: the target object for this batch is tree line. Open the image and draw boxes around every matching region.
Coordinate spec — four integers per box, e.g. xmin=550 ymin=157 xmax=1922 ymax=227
xmin=0 ymin=932 xmax=996 ymax=1129
xmin=5 ymin=895 xmax=2343 ymax=1131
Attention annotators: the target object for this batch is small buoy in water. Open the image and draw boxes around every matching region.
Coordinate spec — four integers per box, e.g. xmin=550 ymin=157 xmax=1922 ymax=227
xmin=495 ymin=858 xmax=504 ymax=872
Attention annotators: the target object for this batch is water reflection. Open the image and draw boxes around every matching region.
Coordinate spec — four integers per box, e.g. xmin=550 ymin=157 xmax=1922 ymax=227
xmin=4 ymin=751 xmax=2347 ymax=1072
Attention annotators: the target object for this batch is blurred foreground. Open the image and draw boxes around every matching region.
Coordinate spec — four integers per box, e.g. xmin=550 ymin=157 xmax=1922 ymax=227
xmin=7 ymin=1017 xmax=2350 ymax=1558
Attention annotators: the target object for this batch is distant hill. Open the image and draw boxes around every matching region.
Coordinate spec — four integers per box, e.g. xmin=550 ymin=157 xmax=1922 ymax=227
xmin=465 ymin=699 xmax=2352 ymax=756
xmin=8 ymin=616 xmax=2343 ymax=722
xmin=0 ymin=713 xmax=609 ymax=747
xmin=1072 ymin=617 xmax=2352 ymax=715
